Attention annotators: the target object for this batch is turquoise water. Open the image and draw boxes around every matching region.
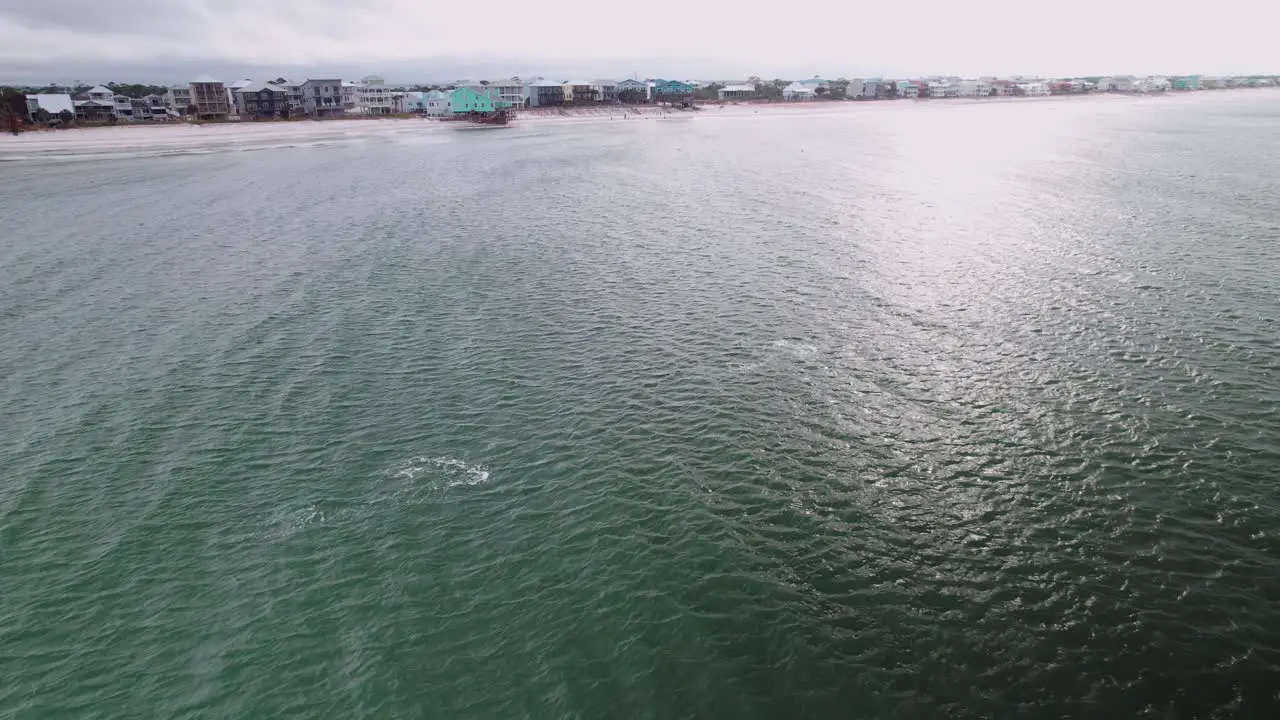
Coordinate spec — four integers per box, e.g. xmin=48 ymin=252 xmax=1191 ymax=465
xmin=2 ymin=93 xmax=1279 ymax=717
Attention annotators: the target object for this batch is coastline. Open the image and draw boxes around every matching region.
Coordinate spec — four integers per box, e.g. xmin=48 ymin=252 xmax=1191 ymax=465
xmin=3 ymin=87 xmax=1275 ymax=160
xmin=7 ymin=86 xmax=1278 ymax=139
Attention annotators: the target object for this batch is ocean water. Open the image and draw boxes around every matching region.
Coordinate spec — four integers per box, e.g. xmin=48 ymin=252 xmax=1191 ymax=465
xmin=2 ymin=92 xmax=1279 ymax=717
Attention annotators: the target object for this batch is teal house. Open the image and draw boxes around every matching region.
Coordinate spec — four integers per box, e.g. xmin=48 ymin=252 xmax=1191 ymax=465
xmin=448 ymin=86 xmax=499 ymax=114
xmin=652 ymin=80 xmax=695 ymax=100
xmin=1172 ymin=75 xmax=1202 ymax=90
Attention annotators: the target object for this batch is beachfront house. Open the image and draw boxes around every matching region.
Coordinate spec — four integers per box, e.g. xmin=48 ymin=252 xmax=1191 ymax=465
xmin=718 ymin=84 xmax=757 ymax=100
xmin=1133 ymin=77 xmax=1171 ymax=93
xmin=448 ymin=87 xmax=498 ymax=114
xmin=783 ymin=82 xmax=817 ymax=101
xmin=856 ymin=79 xmax=887 ymax=98
xmin=24 ymin=93 xmax=74 ymax=121
xmin=359 ymin=76 xmax=394 ymax=114
xmin=1109 ymin=76 xmax=1138 ymax=92
xmin=652 ymin=80 xmax=695 ymax=102
xmin=112 ymin=94 xmax=133 ymax=120
xmin=1172 ymin=75 xmax=1203 ymax=90
xmin=564 ymin=81 xmax=597 ymax=104
xmin=236 ymin=81 xmax=289 ymax=118
xmin=72 ymin=86 xmax=116 ymax=121
xmin=190 ymin=76 xmax=230 ymax=120
xmin=897 ymin=81 xmax=920 ymax=98
xmin=617 ymin=78 xmax=650 ymax=102
xmin=300 ymin=79 xmax=344 ymax=117
xmin=957 ymin=79 xmax=990 ymax=97
xmin=926 ymin=81 xmax=951 ymax=98
xmin=165 ymin=85 xmax=192 ymax=113
xmin=340 ymin=82 xmax=360 ymax=113
xmin=592 ymin=80 xmax=619 ymax=103
xmin=1019 ymin=82 xmax=1051 ymax=96
xmin=422 ymin=90 xmax=450 ymax=116
xmin=526 ymin=79 xmax=565 ymax=107
xmin=487 ymin=80 xmax=528 ymax=108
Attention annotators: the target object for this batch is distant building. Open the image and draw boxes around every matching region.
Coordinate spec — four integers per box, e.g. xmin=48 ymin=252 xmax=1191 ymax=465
xmin=236 ymin=81 xmax=289 ymax=118
xmin=897 ymin=81 xmax=920 ymax=98
xmin=113 ymin=95 xmax=133 ymax=120
xmin=300 ymin=79 xmax=344 ymax=116
xmin=652 ymin=80 xmax=695 ymax=101
xmin=24 ymin=93 xmax=74 ymax=120
xmin=783 ymin=82 xmax=817 ymax=100
xmin=190 ymin=76 xmax=230 ymax=120
xmin=72 ymin=86 xmax=116 ymax=121
xmin=527 ymin=79 xmax=565 ymax=107
xmin=563 ymin=80 xmax=596 ymax=103
xmin=359 ymin=76 xmax=394 ymax=114
xmin=1019 ymin=82 xmax=1051 ymax=96
xmin=448 ymin=87 xmax=497 ymax=114
xmin=957 ymin=79 xmax=990 ymax=97
xmin=460 ymin=81 xmax=524 ymax=109
xmin=592 ymin=79 xmax=619 ymax=103
xmin=617 ymin=78 xmax=650 ymax=102
xmin=423 ymin=90 xmax=450 ymax=116
xmin=165 ymin=85 xmax=192 ymax=113
xmin=718 ymin=84 xmax=757 ymax=100
xmin=1172 ymin=75 xmax=1202 ymax=90
xmin=340 ymin=82 xmax=360 ymax=113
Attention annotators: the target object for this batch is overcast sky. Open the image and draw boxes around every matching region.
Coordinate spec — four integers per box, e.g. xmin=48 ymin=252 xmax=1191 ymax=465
xmin=2 ymin=0 xmax=1277 ymax=84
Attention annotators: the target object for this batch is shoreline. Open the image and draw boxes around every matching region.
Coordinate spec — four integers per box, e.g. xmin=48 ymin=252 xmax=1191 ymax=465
xmin=6 ymin=86 xmax=1277 ymax=138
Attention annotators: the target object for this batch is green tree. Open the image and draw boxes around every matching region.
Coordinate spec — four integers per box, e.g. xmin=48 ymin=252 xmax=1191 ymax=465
xmin=815 ymin=86 xmax=828 ymax=98
xmin=692 ymin=83 xmax=723 ymax=101
xmin=618 ymin=88 xmax=646 ymax=104
xmin=58 ymin=109 xmax=74 ymax=124
xmin=33 ymin=107 xmax=52 ymax=123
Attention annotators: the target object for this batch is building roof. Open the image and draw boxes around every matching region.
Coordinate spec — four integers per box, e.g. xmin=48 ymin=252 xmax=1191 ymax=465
xmin=720 ymin=84 xmax=756 ymax=92
xmin=26 ymin=94 xmax=75 ymax=114
xmin=74 ymin=99 xmax=115 ymax=107
xmin=564 ymin=79 xmax=593 ymax=86
xmin=192 ymin=75 xmax=220 ymax=84
xmin=228 ymin=78 xmax=254 ymax=89
xmin=529 ymin=79 xmax=563 ymax=88
xmin=592 ymin=79 xmax=618 ymax=85
xmin=236 ymin=81 xmax=286 ymax=93
xmin=86 ymin=85 xmax=111 ymax=95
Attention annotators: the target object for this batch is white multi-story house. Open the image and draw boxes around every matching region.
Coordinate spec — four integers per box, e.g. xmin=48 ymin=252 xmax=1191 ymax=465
xmin=1111 ymin=75 xmax=1138 ymax=92
xmin=358 ymin=75 xmax=394 ymax=114
xmin=957 ymin=79 xmax=990 ymax=97
xmin=1019 ymin=82 xmax=1051 ymax=96
xmin=165 ymin=85 xmax=192 ymax=113
xmin=592 ymin=79 xmax=618 ymax=103
xmin=340 ymin=82 xmax=360 ymax=112
xmin=1133 ymin=76 xmax=1171 ymax=93
xmin=112 ymin=94 xmax=133 ymax=120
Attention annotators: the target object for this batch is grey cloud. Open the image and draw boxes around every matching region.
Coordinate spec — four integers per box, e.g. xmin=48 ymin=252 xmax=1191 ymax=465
xmin=0 ymin=0 xmax=370 ymax=35
xmin=0 ymin=0 xmax=195 ymax=33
